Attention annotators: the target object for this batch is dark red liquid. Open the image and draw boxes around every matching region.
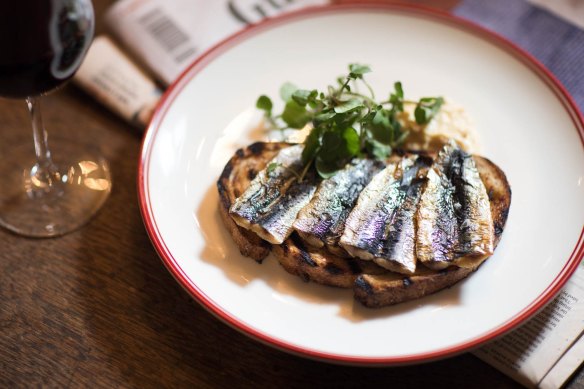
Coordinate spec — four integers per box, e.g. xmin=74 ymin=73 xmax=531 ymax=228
xmin=0 ymin=1 xmax=94 ymax=99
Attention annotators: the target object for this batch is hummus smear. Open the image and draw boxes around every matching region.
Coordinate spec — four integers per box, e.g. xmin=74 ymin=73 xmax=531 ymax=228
xmin=399 ymin=100 xmax=480 ymax=153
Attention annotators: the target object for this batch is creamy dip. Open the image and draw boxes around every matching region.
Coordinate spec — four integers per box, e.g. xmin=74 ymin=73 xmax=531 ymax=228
xmin=398 ymin=100 xmax=480 ymax=153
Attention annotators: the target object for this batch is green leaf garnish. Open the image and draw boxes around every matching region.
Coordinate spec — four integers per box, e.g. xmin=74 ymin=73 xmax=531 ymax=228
xmin=365 ymin=138 xmax=392 ymax=160
xmin=342 ymin=127 xmax=360 ymax=157
xmin=266 ymin=162 xmax=279 ymax=174
xmin=389 ymin=82 xmax=404 ymax=113
xmin=256 ymin=95 xmax=272 ymax=115
xmin=301 ymin=126 xmax=322 ymax=165
xmin=334 ymin=99 xmax=364 ymax=114
xmin=415 ymin=97 xmax=444 ymax=124
xmin=348 ymin=63 xmax=371 ymax=79
xmin=315 ymin=157 xmax=339 ymax=179
xmin=280 ymin=82 xmax=298 ymax=102
xmin=256 ymin=64 xmax=443 ymax=178
xmin=292 ymin=89 xmax=318 ymax=107
xmin=314 ymin=111 xmax=336 ymax=124
xmin=281 ymin=100 xmax=311 ymax=129
xmin=368 ymin=109 xmax=394 ymax=145
xmin=319 ymin=131 xmax=345 ymax=163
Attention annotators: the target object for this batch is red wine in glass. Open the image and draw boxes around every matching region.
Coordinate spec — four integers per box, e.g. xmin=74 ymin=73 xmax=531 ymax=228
xmin=0 ymin=0 xmax=112 ymax=237
xmin=0 ymin=2 xmax=90 ymax=97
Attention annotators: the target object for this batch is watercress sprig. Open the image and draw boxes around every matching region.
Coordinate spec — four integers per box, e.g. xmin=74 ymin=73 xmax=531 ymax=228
xmin=256 ymin=64 xmax=443 ymax=179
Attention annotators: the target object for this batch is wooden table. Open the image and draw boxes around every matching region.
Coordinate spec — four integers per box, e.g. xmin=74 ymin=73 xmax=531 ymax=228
xmin=1 ymin=1 xmax=581 ymax=388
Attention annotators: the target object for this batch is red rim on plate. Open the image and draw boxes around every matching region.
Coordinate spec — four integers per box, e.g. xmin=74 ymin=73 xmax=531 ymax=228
xmin=138 ymin=4 xmax=584 ymax=365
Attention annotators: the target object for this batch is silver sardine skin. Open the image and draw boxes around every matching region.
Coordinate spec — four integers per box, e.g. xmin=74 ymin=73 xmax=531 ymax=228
xmin=444 ymin=143 xmax=494 ymax=266
xmin=339 ymin=158 xmax=416 ymax=262
xmin=416 ymin=166 xmax=459 ymax=269
xmin=254 ymin=171 xmax=318 ymax=244
xmin=417 ymin=141 xmax=494 ymax=269
xmin=376 ymin=170 xmax=427 ymax=274
xmin=293 ymin=158 xmax=383 ymax=248
xmin=230 ymin=144 xmax=304 ymax=226
xmin=230 ymin=144 xmax=318 ymax=244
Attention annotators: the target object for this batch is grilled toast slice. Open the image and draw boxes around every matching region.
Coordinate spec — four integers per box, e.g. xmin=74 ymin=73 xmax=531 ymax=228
xmin=217 ymin=142 xmax=511 ymax=307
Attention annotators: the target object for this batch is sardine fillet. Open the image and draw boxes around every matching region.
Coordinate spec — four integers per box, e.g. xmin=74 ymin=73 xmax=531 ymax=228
xmin=416 ymin=167 xmax=459 ymax=269
xmin=229 ymin=144 xmax=318 ymax=244
xmin=418 ymin=142 xmax=494 ymax=270
xmin=217 ymin=142 xmax=290 ymax=261
xmin=230 ymin=144 xmax=304 ymax=228
xmin=340 ymin=157 xmax=425 ymax=274
xmin=453 ymin=151 xmax=494 ymax=267
xmin=338 ymin=163 xmax=400 ymax=259
xmin=376 ymin=179 xmax=425 ymax=274
xmin=251 ymin=173 xmax=318 ymax=244
xmin=293 ymin=159 xmax=382 ymax=250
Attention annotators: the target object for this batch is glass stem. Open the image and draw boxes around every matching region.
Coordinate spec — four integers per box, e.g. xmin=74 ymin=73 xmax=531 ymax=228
xmin=26 ymin=97 xmax=58 ymax=189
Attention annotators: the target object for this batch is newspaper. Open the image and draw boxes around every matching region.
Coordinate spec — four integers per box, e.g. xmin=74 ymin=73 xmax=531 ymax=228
xmin=73 ymin=0 xmax=329 ymax=127
xmin=474 ymin=262 xmax=584 ymax=388
xmin=73 ymin=36 xmax=162 ymax=128
xmin=104 ymin=0 xmax=330 ymax=86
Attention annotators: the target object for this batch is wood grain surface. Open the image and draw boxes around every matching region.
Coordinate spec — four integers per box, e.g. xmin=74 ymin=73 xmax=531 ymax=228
xmin=0 ymin=1 xmax=580 ymax=388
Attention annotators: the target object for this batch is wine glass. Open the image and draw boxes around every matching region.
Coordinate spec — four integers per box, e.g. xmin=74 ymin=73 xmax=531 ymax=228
xmin=0 ymin=0 xmax=111 ymax=237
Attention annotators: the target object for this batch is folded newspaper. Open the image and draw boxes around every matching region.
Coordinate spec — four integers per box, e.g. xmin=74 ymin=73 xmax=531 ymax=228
xmin=474 ymin=263 xmax=584 ymax=388
xmin=104 ymin=0 xmax=329 ymax=85
xmin=74 ymin=0 xmax=328 ymax=126
xmin=75 ymin=2 xmax=584 ymax=385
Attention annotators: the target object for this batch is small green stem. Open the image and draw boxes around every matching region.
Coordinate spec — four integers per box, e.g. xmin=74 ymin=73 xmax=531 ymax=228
xmin=362 ymin=79 xmax=375 ymax=100
xmin=297 ymin=158 xmax=314 ymax=183
xmin=335 ymin=76 xmax=352 ymax=99
xmin=342 ymin=92 xmax=376 ymax=106
xmin=379 ymin=99 xmax=418 ymax=106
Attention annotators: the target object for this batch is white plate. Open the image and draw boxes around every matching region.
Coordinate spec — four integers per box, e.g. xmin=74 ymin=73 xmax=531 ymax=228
xmin=139 ymin=5 xmax=584 ymax=364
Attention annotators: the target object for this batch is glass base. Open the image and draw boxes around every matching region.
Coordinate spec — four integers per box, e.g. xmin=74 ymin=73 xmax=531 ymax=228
xmin=0 ymin=142 xmax=111 ymax=237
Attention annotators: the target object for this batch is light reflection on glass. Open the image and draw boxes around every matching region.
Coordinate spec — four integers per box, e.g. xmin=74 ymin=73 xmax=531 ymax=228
xmin=31 ymin=174 xmax=47 ymax=188
xmin=27 ymin=160 xmax=110 ymax=191
xmin=83 ymin=178 xmax=110 ymax=191
xmin=78 ymin=160 xmax=98 ymax=174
